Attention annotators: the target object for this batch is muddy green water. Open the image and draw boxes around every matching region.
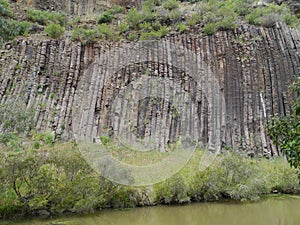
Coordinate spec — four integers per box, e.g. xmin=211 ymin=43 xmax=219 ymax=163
xmin=7 ymin=196 xmax=300 ymax=225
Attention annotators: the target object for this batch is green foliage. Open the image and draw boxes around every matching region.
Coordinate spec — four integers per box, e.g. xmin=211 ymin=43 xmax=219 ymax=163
xmin=98 ymin=23 xmax=120 ymax=41
xmin=0 ymin=99 xmax=34 ymax=137
xmin=143 ymin=0 xmax=161 ymax=11
xmin=155 ymin=175 xmax=190 ymax=204
xmin=139 ymin=21 xmax=153 ymax=31
xmin=169 ymin=9 xmax=181 ymax=23
xmin=203 ymin=23 xmax=216 ymax=35
xmin=189 ymin=153 xmax=298 ymax=201
xmin=200 ymin=1 xmax=238 ymax=34
xmin=44 ymin=23 xmax=64 ymax=39
xmin=100 ymin=135 xmax=112 ymax=146
xmin=0 ymin=18 xmax=30 ymax=42
xmin=186 ymin=13 xmax=201 ymax=27
xmin=111 ymin=5 xmax=123 ymax=14
xmin=98 ymin=11 xmax=114 ymax=24
xmin=268 ymin=77 xmax=300 ymax=172
xmin=245 ymin=3 xmax=299 ymax=28
xmin=163 ymin=0 xmax=180 ymax=11
xmin=126 ymin=8 xmax=144 ymax=30
xmin=118 ymin=21 xmax=129 ymax=33
xmin=71 ymin=27 xmax=99 ymax=45
xmin=26 ymin=8 xmax=66 ymax=26
xmin=0 ymin=0 xmax=12 ymax=17
xmin=0 ymin=143 xmax=298 ymax=219
xmin=127 ymin=31 xmax=137 ymax=41
xmin=140 ymin=26 xmax=168 ymax=40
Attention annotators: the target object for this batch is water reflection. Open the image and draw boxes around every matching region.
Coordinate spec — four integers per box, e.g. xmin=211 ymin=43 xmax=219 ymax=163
xmin=10 ymin=197 xmax=300 ymax=225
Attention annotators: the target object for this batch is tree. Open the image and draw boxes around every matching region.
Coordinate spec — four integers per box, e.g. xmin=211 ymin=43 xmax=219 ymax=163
xmin=0 ymin=99 xmax=35 ymax=144
xmin=268 ymin=77 xmax=300 ymax=171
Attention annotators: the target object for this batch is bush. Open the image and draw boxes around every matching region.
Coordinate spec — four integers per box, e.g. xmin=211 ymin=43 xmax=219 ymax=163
xmin=169 ymin=9 xmax=182 ymax=23
xmin=72 ymin=27 xmax=99 ymax=44
xmin=98 ymin=11 xmax=114 ymax=24
xmin=186 ymin=13 xmax=201 ymax=27
xmin=99 ymin=24 xmax=121 ymax=41
xmin=140 ymin=26 xmax=168 ymax=40
xmin=0 ymin=19 xmax=30 ymax=42
xmin=126 ymin=8 xmax=144 ymax=30
xmin=0 ymin=0 xmax=12 ymax=17
xmin=189 ymin=153 xmax=299 ymax=201
xmin=203 ymin=23 xmax=216 ymax=35
xmin=155 ymin=175 xmax=190 ymax=204
xmin=0 ymin=99 xmax=34 ymax=136
xmin=176 ymin=23 xmax=188 ymax=33
xmin=0 ymin=143 xmax=116 ymax=217
xmin=111 ymin=5 xmax=123 ymax=14
xmin=0 ymin=142 xmax=299 ymax=219
xmin=26 ymin=8 xmax=66 ymax=26
xmin=268 ymin=77 xmax=300 ymax=173
xmin=44 ymin=23 xmax=64 ymax=39
xmin=245 ymin=3 xmax=299 ymax=28
xmin=127 ymin=31 xmax=137 ymax=41
xmin=163 ymin=0 xmax=179 ymax=11
xmin=118 ymin=21 xmax=129 ymax=33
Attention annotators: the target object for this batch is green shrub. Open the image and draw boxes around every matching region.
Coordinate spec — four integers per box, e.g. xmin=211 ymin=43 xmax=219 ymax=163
xmin=186 ymin=13 xmax=201 ymax=27
xmin=268 ymin=77 xmax=300 ymax=173
xmin=163 ymin=0 xmax=179 ymax=11
xmin=126 ymin=8 xmax=144 ymax=30
xmin=155 ymin=175 xmax=190 ymax=204
xmin=44 ymin=23 xmax=64 ymax=39
xmin=143 ymin=0 xmax=161 ymax=10
xmin=111 ymin=5 xmax=123 ymax=14
xmin=139 ymin=21 xmax=153 ymax=32
xmin=98 ymin=23 xmax=120 ymax=41
xmin=203 ymin=23 xmax=216 ymax=35
xmin=71 ymin=27 xmax=99 ymax=45
xmin=0 ymin=19 xmax=30 ymax=42
xmin=0 ymin=142 xmax=299 ymax=219
xmin=118 ymin=21 xmax=129 ymax=33
xmin=0 ymin=99 xmax=34 ymax=136
xmin=189 ymin=153 xmax=299 ymax=201
xmin=176 ymin=23 xmax=188 ymax=33
xmin=140 ymin=26 xmax=168 ymax=40
xmin=127 ymin=31 xmax=137 ymax=41
xmin=98 ymin=11 xmax=114 ymax=24
xmin=215 ymin=6 xmax=238 ymax=30
xmin=0 ymin=0 xmax=12 ymax=17
xmin=26 ymin=8 xmax=66 ymax=26
xmin=245 ymin=3 xmax=299 ymax=28
xmin=169 ymin=9 xmax=181 ymax=22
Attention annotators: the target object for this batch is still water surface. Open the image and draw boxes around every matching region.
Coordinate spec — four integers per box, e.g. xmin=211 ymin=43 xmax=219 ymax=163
xmin=9 ymin=196 xmax=300 ymax=225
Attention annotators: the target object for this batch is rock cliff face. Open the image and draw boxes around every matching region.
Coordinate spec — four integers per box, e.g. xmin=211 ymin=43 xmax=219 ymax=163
xmin=0 ymin=22 xmax=299 ymax=156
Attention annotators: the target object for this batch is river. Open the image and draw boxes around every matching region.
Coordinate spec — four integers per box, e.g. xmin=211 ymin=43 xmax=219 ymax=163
xmin=6 ymin=196 xmax=300 ymax=225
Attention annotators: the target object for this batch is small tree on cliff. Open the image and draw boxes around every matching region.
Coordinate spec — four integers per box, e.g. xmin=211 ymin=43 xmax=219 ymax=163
xmin=268 ymin=77 xmax=300 ymax=172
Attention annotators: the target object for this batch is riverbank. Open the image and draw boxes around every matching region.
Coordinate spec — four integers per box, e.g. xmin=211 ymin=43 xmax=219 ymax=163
xmin=6 ymin=195 xmax=300 ymax=225
xmin=0 ymin=140 xmax=299 ymax=220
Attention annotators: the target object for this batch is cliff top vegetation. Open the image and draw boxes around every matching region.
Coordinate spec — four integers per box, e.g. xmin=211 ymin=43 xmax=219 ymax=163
xmin=0 ymin=0 xmax=299 ymax=45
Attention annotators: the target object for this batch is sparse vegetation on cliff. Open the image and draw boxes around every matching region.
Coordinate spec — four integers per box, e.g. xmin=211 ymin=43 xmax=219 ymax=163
xmin=1 ymin=0 xmax=299 ymax=44
xmin=44 ymin=23 xmax=64 ymax=39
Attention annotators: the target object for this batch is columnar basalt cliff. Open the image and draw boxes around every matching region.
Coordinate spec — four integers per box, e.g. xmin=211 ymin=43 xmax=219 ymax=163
xmin=0 ymin=23 xmax=299 ymax=156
